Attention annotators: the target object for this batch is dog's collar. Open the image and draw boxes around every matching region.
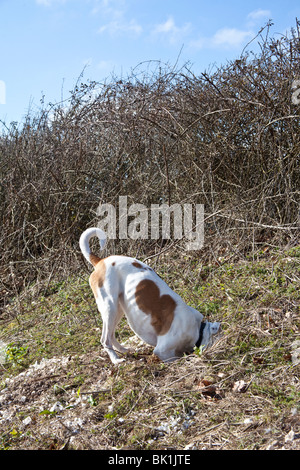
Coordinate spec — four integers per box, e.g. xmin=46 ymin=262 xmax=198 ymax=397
xmin=195 ymin=322 xmax=206 ymax=348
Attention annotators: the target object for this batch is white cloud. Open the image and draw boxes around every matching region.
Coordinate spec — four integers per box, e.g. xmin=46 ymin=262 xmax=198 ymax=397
xmin=95 ymin=0 xmax=142 ymax=37
xmin=212 ymin=27 xmax=253 ymax=48
xmin=98 ymin=18 xmax=142 ymax=36
xmin=190 ymin=7 xmax=269 ymax=51
xmin=190 ymin=27 xmax=253 ymax=50
xmin=189 ymin=8 xmax=274 ymax=51
xmin=91 ymin=0 xmax=125 ymax=16
xmin=152 ymin=16 xmax=192 ymax=44
xmin=247 ymin=9 xmax=271 ymax=21
xmin=154 ymin=17 xmax=177 ymax=34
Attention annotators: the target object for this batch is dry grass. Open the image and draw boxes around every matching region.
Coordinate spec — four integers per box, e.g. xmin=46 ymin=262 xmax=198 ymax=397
xmin=0 ymin=21 xmax=299 ymax=308
xmin=0 ymin=246 xmax=299 ymax=450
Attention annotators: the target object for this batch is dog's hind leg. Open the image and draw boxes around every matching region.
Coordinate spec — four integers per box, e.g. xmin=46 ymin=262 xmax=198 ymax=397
xmin=111 ymin=303 xmax=130 ymax=354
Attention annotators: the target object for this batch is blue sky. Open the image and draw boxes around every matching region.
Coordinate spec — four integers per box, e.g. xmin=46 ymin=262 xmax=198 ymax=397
xmin=0 ymin=0 xmax=299 ymax=125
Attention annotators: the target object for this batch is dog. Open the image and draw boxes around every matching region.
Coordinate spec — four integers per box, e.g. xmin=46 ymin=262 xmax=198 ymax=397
xmin=79 ymin=227 xmax=220 ymax=364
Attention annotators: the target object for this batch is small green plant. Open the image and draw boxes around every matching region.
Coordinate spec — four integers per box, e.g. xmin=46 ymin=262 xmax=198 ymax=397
xmin=88 ymin=394 xmax=98 ymax=407
xmin=104 ymin=411 xmax=117 ymax=420
xmin=10 ymin=429 xmax=21 ymax=438
xmin=202 ymin=301 xmax=219 ymax=317
xmin=193 ymin=345 xmax=205 ymax=357
xmin=39 ymin=409 xmax=57 ymax=416
xmin=5 ymin=343 xmax=28 ymax=367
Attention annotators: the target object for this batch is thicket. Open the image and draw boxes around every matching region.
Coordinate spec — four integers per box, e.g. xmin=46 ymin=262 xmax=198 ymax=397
xmin=0 ymin=22 xmax=299 ymax=307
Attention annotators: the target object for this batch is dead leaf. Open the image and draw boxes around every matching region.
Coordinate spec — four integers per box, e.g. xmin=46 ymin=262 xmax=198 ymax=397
xmin=198 ymin=379 xmax=217 ymax=396
xmin=147 ymin=354 xmax=161 ymax=364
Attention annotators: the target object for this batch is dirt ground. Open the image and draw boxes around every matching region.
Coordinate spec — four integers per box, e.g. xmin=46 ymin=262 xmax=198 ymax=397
xmin=1 ymin=338 xmax=299 ymax=451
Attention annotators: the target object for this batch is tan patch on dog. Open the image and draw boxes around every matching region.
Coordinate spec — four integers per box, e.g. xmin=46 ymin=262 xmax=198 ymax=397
xmin=135 ymin=279 xmax=176 ymax=336
xmin=132 ymin=261 xmax=153 ymax=272
xmin=132 ymin=261 xmax=147 ymax=270
xmin=89 ymin=259 xmax=107 ymax=298
xmin=89 ymin=253 xmax=101 ymax=267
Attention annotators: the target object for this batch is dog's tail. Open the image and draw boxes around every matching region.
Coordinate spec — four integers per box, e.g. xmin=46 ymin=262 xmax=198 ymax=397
xmin=79 ymin=227 xmax=107 ymax=267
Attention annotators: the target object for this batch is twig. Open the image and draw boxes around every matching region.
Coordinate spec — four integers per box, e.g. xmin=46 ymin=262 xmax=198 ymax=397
xmin=262 ymin=115 xmax=300 ymax=130
xmin=125 ymin=383 xmax=148 ymax=416
xmin=193 ymin=421 xmax=226 ymax=439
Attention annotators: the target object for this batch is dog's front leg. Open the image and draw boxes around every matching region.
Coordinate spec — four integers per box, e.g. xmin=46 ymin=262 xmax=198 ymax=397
xmin=153 ymin=344 xmax=179 ymax=363
xmin=99 ymin=302 xmax=125 ymax=365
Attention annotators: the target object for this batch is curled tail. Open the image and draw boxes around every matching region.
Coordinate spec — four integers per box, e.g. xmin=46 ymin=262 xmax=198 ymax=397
xmin=79 ymin=227 xmax=107 ymax=266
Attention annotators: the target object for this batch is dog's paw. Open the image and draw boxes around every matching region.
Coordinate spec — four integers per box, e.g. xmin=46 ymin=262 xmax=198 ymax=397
xmin=122 ymin=346 xmax=134 ymax=354
xmin=113 ymin=357 xmax=125 ymax=365
xmin=106 ymin=348 xmax=126 ymax=365
xmin=117 ymin=345 xmax=131 ymax=354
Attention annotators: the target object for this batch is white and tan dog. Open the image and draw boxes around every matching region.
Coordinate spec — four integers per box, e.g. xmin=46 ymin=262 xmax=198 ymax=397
xmin=80 ymin=227 xmax=220 ymax=364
